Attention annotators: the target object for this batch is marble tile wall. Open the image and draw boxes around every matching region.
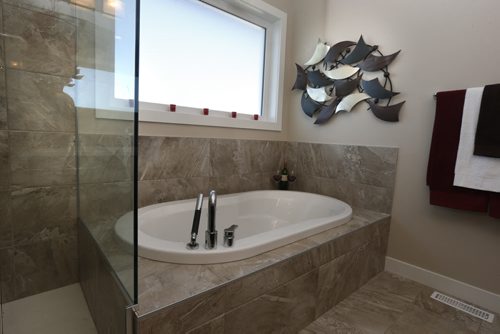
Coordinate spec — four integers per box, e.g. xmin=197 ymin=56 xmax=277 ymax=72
xmin=0 ymin=0 xmax=79 ymax=302
xmin=287 ymin=142 xmax=399 ymax=214
xmin=78 ymin=134 xmax=133 ymax=185
xmin=79 ymin=221 xmax=129 ymax=334
xmin=77 ymin=132 xmax=135 ymax=300
xmin=138 ymin=136 xmax=285 ymax=207
xmin=0 ymin=14 xmax=6 ymax=131
xmin=138 ymin=136 xmax=398 ymax=214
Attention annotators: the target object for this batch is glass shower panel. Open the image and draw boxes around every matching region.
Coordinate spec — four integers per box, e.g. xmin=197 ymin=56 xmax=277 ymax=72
xmin=73 ymin=0 xmax=137 ymax=303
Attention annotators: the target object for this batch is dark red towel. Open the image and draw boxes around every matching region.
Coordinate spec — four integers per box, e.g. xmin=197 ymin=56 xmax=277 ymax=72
xmin=474 ymin=84 xmax=500 ymax=158
xmin=489 ymin=194 xmax=500 ymax=218
xmin=427 ymin=90 xmax=489 ymax=212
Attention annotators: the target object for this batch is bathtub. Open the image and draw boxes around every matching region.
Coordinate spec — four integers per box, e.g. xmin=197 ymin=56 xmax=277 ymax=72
xmin=115 ymin=190 xmax=352 ymax=264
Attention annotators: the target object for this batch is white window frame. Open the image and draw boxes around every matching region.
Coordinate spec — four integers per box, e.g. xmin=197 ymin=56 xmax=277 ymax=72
xmin=138 ymin=0 xmax=287 ymax=131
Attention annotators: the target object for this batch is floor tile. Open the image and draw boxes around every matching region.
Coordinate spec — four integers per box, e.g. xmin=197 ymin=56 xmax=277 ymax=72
xmin=385 ymin=306 xmax=477 ymax=334
xmin=479 ymin=314 xmax=500 ymax=334
xmin=303 ymin=271 xmax=497 ymax=334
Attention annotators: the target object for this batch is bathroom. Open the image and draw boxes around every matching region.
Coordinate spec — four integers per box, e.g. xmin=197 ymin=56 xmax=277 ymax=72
xmin=1 ymin=0 xmax=500 ymax=333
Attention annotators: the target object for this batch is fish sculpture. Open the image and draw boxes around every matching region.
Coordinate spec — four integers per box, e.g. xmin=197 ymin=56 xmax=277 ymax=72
xmin=304 ymin=41 xmax=330 ymax=66
xmin=334 ymin=76 xmax=362 ymax=97
xmin=301 ymin=92 xmax=322 ymax=117
xmin=294 ymin=35 xmax=405 ymax=124
xmin=307 ymin=70 xmax=333 ymax=88
xmin=358 ymin=51 xmax=400 ymax=72
xmin=361 ymin=78 xmax=399 ymax=99
xmin=368 ymin=100 xmax=405 ymax=122
xmin=292 ymin=64 xmax=307 ymax=90
xmin=315 ymin=99 xmax=340 ymax=124
xmin=324 ymin=65 xmax=359 ymax=80
xmin=323 ymin=40 xmax=356 ymax=66
xmin=306 ymin=86 xmax=334 ymax=103
xmin=336 ymin=93 xmax=370 ymax=113
xmin=340 ymin=36 xmax=377 ymax=65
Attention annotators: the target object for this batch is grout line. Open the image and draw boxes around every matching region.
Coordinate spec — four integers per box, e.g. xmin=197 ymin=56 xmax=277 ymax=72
xmin=4 ymin=67 xmax=76 ymax=86
xmin=4 ymin=129 xmax=75 ymax=134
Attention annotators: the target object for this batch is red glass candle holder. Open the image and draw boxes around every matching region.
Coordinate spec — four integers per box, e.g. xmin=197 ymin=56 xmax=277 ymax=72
xmin=169 ymin=104 xmax=176 ymax=112
xmin=253 ymin=114 xmax=259 ymax=120
xmin=231 ymin=111 xmax=237 ymax=118
xmin=203 ymin=108 xmax=209 ymax=115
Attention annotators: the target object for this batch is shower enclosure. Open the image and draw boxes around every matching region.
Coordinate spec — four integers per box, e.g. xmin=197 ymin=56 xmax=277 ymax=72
xmin=75 ymin=0 xmax=138 ymax=331
xmin=0 ymin=0 xmax=138 ymax=332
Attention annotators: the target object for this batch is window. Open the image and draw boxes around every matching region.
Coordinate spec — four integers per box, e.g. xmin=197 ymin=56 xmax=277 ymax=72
xmin=138 ymin=0 xmax=287 ymax=131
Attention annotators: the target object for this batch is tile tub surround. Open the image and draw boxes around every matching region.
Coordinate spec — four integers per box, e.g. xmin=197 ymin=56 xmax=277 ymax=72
xmin=286 ymin=142 xmax=398 ymax=214
xmin=79 ymin=221 xmax=131 ymax=334
xmin=138 ymin=136 xmax=398 ymax=215
xmin=138 ymin=137 xmax=285 ymax=207
xmin=135 ymin=208 xmax=390 ymax=333
xmin=0 ymin=1 xmax=79 ymax=302
xmin=302 ymin=271 xmax=500 ymax=334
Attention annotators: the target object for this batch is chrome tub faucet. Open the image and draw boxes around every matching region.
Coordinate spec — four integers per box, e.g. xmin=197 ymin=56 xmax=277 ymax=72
xmin=205 ymin=190 xmax=218 ymax=249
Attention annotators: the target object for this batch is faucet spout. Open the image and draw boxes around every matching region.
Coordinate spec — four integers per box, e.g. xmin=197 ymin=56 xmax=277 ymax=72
xmin=205 ymin=190 xmax=218 ymax=249
xmin=208 ymin=190 xmax=217 ymax=232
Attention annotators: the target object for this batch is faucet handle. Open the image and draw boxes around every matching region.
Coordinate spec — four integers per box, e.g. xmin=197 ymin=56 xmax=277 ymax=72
xmin=223 ymin=225 xmax=238 ymax=247
xmin=224 ymin=224 xmax=238 ymax=235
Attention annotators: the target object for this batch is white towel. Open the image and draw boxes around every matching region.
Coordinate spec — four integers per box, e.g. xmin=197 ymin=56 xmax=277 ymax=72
xmin=454 ymin=87 xmax=500 ymax=192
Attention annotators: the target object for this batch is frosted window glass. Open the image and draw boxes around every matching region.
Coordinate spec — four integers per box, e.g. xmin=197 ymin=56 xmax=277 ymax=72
xmin=139 ymin=0 xmax=266 ymax=115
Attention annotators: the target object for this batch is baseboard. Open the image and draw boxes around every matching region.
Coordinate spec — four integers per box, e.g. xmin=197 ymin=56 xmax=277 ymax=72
xmin=385 ymin=257 xmax=500 ymax=314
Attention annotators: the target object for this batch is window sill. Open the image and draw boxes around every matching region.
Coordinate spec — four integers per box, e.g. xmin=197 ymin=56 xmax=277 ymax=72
xmin=138 ymin=107 xmax=282 ymax=131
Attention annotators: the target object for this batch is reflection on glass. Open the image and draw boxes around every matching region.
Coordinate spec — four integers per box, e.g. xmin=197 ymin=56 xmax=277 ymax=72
xmin=74 ymin=0 xmax=137 ymax=302
xmin=103 ymin=0 xmax=124 ymax=16
xmin=71 ymin=0 xmax=96 ymax=9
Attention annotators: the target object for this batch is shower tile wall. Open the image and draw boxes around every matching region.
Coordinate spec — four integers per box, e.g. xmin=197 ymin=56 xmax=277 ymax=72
xmin=78 ymin=134 xmax=134 ymax=238
xmin=138 ymin=136 xmax=398 ymax=215
xmin=0 ymin=0 xmax=78 ymax=302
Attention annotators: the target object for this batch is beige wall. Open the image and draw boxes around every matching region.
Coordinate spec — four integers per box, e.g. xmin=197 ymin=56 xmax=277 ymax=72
xmin=287 ymin=0 xmax=500 ymax=293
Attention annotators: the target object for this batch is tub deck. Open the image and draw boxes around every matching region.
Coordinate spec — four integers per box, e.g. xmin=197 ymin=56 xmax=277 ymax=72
xmin=135 ymin=207 xmax=390 ymax=333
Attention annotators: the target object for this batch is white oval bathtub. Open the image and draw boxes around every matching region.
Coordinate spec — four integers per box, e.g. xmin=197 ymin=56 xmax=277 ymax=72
xmin=115 ymin=190 xmax=352 ymax=264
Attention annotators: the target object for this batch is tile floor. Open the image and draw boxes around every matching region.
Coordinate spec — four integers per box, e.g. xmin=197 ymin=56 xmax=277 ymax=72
xmin=302 ymin=271 xmax=500 ymax=334
xmin=2 ymin=284 xmax=97 ymax=334
xmin=1 ymin=272 xmax=498 ymax=334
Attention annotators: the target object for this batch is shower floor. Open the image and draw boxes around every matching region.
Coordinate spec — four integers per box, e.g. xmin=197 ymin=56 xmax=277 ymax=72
xmin=2 ymin=284 xmax=97 ymax=334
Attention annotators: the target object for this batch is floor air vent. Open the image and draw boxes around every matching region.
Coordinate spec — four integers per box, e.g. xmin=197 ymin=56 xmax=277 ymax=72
xmin=430 ymin=291 xmax=495 ymax=323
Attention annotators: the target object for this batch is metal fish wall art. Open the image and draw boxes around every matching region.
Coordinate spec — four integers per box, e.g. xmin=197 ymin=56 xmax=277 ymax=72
xmin=292 ymin=35 xmax=405 ymax=124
